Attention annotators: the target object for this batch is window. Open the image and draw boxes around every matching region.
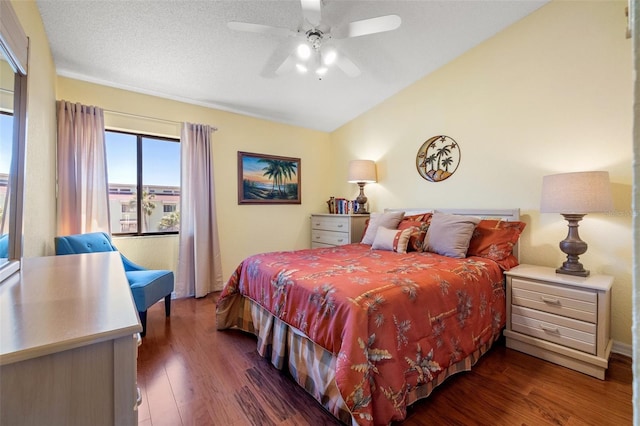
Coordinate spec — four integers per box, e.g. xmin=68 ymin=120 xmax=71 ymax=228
xmin=105 ymin=130 xmax=180 ymax=235
xmin=0 ymin=113 xmax=13 ymax=233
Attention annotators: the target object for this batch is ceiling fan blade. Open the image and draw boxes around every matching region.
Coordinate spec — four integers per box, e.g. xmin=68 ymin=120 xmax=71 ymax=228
xmin=300 ymin=0 xmax=321 ymax=27
xmin=333 ymin=14 xmax=401 ymax=39
xmin=228 ymin=21 xmax=294 ymax=37
xmin=275 ymin=52 xmax=297 ymax=76
xmin=335 ymin=53 xmax=361 ymax=78
xmin=260 ymin=40 xmax=297 ymax=78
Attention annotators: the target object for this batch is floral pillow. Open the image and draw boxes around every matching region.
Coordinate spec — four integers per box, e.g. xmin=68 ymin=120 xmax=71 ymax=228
xmin=398 ymin=220 xmax=430 ymax=252
xmin=371 ymin=226 xmax=413 ymax=253
xmin=467 ymin=219 xmax=526 ymax=270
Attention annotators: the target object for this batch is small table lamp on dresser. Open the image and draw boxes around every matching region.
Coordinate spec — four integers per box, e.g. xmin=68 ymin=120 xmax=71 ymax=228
xmin=348 ymin=159 xmax=377 ymax=214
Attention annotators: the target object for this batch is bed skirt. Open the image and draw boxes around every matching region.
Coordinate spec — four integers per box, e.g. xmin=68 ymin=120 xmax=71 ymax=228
xmin=218 ymin=294 xmax=501 ymax=425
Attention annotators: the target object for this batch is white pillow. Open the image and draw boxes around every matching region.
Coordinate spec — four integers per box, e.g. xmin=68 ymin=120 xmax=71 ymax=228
xmin=371 ymin=226 xmax=413 ymax=253
xmin=361 ymin=211 xmax=405 ymax=245
xmin=424 ymin=212 xmax=481 ymax=258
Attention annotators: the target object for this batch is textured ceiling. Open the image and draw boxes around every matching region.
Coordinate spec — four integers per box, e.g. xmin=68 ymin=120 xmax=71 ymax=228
xmin=37 ymin=0 xmax=548 ymax=132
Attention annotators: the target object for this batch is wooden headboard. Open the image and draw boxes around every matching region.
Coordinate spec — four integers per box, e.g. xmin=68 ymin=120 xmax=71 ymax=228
xmin=384 ymin=208 xmax=522 ymax=259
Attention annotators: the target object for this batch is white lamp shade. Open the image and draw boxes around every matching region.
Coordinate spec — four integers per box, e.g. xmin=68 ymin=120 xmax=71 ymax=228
xmin=348 ymin=160 xmax=377 ymax=183
xmin=540 ymin=171 xmax=613 ymax=214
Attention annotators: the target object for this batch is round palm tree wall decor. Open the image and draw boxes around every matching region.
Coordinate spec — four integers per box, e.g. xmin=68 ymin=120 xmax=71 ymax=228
xmin=416 ymin=135 xmax=461 ymax=182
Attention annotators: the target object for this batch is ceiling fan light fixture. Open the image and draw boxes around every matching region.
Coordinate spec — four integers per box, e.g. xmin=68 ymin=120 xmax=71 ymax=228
xmin=296 ymin=43 xmax=311 ymax=60
xmin=296 ymin=63 xmax=308 ymax=74
xmin=323 ymin=49 xmax=337 ymax=66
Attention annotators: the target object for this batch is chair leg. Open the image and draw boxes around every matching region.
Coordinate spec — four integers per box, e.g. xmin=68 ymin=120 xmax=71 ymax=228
xmin=165 ymin=294 xmax=171 ymax=317
xmin=139 ymin=310 xmax=147 ymax=337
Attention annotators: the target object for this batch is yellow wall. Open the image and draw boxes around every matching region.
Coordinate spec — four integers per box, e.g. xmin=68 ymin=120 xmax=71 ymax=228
xmin=14 ymin=0 xmax=633 ymax=347
xmin=331 ymin=0 xmax=633 ymax=346
xmin=56 ymin=77 xmax=332 ymax=280
xmin=11 ymin=0 xmax=58 ymax=258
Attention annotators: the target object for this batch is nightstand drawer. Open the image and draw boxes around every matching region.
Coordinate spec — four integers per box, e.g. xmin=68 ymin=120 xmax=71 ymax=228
xmin=512 ymin=306 xmax=596 ymax=355
xmin=511 ymin=278 xmax=597 ymax=323
xmin=311 ymin=216 xmax=349 ymax=232
xmin=312 ymin=229 xmax=349 ymax=246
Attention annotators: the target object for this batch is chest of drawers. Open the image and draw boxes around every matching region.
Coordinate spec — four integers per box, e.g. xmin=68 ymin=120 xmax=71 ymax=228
xmin=0 ymin=253 xmax=142 ymax=425
xmin=310 ymin=213 xmax=369 ymax=248
xmin=504 ymin=264 xmax=612 ymax=379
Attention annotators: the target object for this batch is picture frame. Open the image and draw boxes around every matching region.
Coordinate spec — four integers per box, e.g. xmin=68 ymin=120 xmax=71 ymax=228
xmin=237 ymin=151 xmax=301 ymax=204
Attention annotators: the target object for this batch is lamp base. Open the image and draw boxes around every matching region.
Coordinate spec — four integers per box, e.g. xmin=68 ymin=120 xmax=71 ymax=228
xmin=556 ymin=266 xmax=590 ymax=277
xmin=555 ymin=213 xmax=590 ymax=277
xmin=354 ymin=182 xmax=369 ymax=214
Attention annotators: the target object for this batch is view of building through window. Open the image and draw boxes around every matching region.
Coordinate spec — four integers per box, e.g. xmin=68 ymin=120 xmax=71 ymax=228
xmin=0 ymin=113 xmax=13 ymax=232
xmin=105 ymin=130 xmax=180 ymax=234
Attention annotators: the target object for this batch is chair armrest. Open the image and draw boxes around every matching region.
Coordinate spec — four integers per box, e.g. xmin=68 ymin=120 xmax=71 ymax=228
xmin=120 ymin=253 xmax=147 ymax=272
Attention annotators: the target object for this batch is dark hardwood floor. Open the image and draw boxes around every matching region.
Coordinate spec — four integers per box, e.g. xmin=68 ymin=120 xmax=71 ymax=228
xmin=137 ymin=294 xmax=632 ymax=426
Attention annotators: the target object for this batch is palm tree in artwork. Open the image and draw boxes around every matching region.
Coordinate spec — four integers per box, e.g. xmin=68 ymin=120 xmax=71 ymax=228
xmin=260 ymin=160 xmax=280 ymax=194
xmin=259 ymin=159 xmax=297 ymax=196
xmin=279 ymin=161 xmax=297 ymax=195
xmin=435 ymin=145 xmax=452 ymax=172
xmin=441 ymin=156 xmax=454 ymax=172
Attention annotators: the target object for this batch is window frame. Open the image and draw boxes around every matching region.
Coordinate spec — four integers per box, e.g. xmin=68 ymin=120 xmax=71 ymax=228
xmin=106 ymin=129 xmax=180 ymax=237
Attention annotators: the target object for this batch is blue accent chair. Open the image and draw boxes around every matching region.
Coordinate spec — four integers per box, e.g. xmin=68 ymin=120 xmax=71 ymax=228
xmin=54 ymin=232 xmax=174 ymax=337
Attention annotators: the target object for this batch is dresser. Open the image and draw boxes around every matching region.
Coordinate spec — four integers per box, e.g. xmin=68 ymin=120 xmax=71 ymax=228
xmin=503 ymin=264 xmax=612 ymax=379
xmin=310 ymin=213 xmax=369 ymax=248
xmin=0 ymin=252 xmax=143 ymax=425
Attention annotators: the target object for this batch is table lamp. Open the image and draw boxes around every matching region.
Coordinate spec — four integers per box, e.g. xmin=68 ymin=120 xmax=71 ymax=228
xmin=348 ymin=160 xmax=377 ymax=214
xmin=540 ymin=171 xmax=613 ymax=277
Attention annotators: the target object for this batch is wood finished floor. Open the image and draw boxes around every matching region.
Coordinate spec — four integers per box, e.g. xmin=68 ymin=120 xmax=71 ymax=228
xmin=137 ymin=293 xmax=633 ymax=426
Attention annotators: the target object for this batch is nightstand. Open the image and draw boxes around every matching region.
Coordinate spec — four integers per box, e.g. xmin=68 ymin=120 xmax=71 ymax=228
xmin=503 ymin=264 xmax=612 ymax=380
xmin=310 ymin=214 xmax=368 ymax=248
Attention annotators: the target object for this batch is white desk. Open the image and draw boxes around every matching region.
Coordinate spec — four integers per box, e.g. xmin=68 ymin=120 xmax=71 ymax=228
xmin=0 ymin=252 xmax=142 ymax=425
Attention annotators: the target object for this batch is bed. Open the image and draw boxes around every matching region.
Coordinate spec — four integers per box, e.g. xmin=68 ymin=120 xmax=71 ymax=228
xmin=216 ymin=208 xmax=525 ymax=425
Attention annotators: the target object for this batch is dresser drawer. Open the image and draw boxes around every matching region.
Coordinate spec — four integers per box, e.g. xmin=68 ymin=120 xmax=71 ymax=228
xmin=511 ymin=278 xmax=597 ymax=323
xmin=311 ymin=241 xmax=335 ymax=249
xmin=512 ymin=305 xmax=596 ymax=355
xmin=312 ymin=229 xmax=350 ymax=246
xmin=311 ymin=215 xmax=350 ymax=232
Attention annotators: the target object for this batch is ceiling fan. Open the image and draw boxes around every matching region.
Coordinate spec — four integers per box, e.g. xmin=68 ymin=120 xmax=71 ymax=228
xmin=227 ymin=0 xmax=401 ymax=79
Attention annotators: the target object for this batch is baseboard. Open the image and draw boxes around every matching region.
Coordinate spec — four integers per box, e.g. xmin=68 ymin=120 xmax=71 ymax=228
xmin=612 ymin=340 xmax=632 ymax=358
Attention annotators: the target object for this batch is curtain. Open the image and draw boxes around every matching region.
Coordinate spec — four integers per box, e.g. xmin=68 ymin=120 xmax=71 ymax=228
xmin=176 ymin=122 xmax=223 ymax=298
xmin=56 ymin=100 xmax=111 ymax=236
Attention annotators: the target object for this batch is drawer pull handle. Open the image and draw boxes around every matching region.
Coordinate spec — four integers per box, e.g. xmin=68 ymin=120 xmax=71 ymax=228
xmin=540 ymin=324 xmax=560 ymax=334
xmin=541 ymin=296 xmax=560 ymax=305
xmin=337 ymin=239 xmax=344 ymax=242
xmin=314 ymin=222 xmax=321 ymax=226
xmin=337 ymin=224 xmax=344 ymax=228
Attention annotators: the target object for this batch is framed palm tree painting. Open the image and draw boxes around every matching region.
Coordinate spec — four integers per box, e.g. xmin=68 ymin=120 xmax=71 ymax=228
xmin=238 ymin=151 xmax=301 ymax=204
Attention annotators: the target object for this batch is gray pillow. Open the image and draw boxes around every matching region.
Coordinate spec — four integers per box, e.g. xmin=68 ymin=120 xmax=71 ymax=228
xmin=361 ymin=211 xmax=405 ymax=245
xmin=424 ymin=212 xmax=481 ymax=258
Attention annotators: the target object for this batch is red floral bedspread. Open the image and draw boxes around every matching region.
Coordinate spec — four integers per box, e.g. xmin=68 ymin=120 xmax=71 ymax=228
xmin=217 ymin=244 xmax=506 ymax=425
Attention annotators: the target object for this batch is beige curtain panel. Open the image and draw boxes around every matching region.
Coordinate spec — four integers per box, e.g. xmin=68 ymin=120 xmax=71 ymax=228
xmin=176 ymin=122 xmax=223 ymax=298
xmin=56 ymin=100 xmax=111 ymax=236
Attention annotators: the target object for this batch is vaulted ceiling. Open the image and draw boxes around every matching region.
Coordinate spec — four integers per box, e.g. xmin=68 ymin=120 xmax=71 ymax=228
xmin=37 ymin=0 xmax=548 ymax=132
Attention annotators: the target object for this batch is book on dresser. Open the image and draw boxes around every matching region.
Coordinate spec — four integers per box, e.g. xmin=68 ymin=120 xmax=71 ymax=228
xmin=310 ymin=213 xmax=369 ymax=248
